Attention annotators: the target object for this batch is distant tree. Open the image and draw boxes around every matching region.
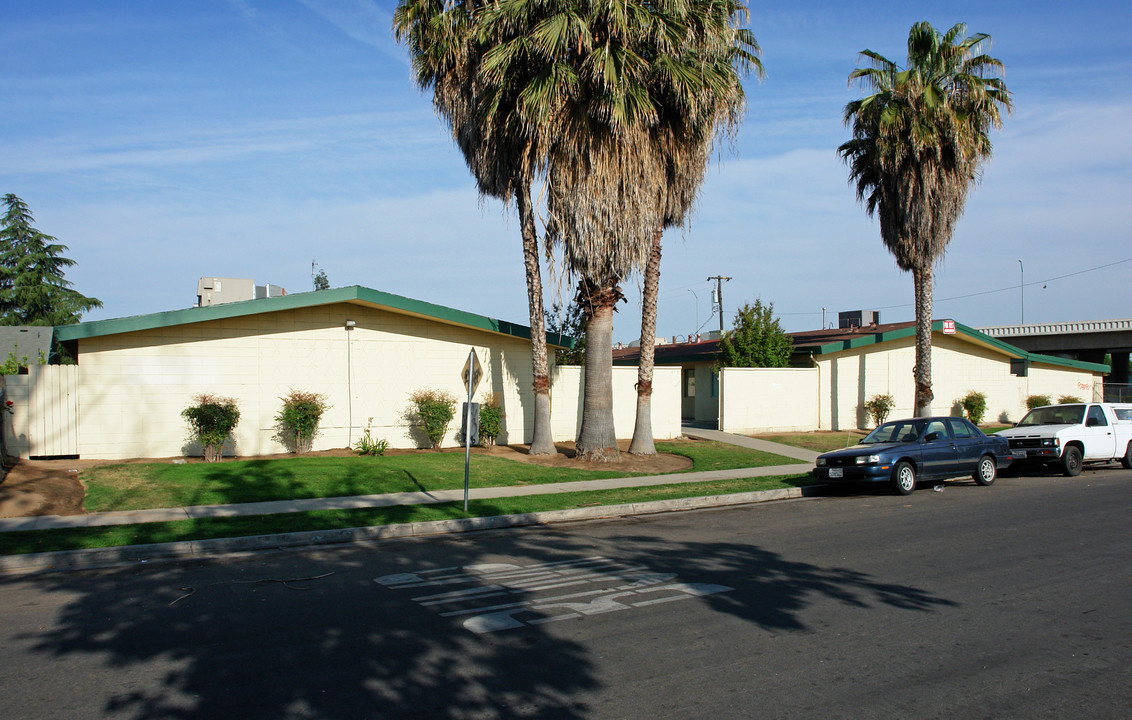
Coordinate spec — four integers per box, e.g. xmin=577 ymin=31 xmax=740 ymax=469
xmin=714 ymin=299 xmax=793 ymax=369
xmin=545 ymin=301 xmax=586 ymax=366
xmin=313 ymin=269 xmax=330 ymax=291
xmin=1 ymin=194 xmax=102 ymax=326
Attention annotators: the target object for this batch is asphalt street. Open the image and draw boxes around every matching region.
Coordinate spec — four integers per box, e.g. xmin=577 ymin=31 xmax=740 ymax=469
xmin=1 ymin=467 xmax=1129 ymax=719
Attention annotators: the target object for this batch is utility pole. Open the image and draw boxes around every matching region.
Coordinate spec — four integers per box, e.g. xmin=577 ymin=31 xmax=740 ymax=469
xmin=707 ymin=276 xmax=731 ymax=335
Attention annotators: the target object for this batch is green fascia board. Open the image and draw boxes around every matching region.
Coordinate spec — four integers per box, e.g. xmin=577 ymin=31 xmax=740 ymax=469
xmin=812 ymin=320 xmax=1108 ymax=374
xmin=54 ymin=286 xmax=575 ymax=349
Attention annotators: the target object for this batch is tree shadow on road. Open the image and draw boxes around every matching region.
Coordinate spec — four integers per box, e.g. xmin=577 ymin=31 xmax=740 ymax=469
xmin=4 ymin=511 xmax=958 ymax=719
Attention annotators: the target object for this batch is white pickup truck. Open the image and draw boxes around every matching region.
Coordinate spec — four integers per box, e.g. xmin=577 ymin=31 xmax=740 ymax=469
xmin=997 ymin=402 xmax=1132 ymax=476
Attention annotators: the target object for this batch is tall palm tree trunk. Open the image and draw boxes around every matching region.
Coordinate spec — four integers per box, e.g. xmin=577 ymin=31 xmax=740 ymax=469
xmin=517 ymin=185 xmax=556 ymax=455
xmin=628 ymin=227 xmax=662 ymax=455
xmin=576 ymin=277 xmax=621 ymax=461
xmin=913 ymin=263 xmax=935 ymax=417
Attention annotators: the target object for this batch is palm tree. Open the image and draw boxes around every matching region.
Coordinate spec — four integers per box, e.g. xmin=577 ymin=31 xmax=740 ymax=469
xmin=393 ymin=0 xmax=558 ymax=454
xmin=528 ymin=0 xmax=757 ymax=460
xmin=839 ymin=22 xmax=1010 ymax=416
xmin=628 ymin=6 xmax=760 ymax=455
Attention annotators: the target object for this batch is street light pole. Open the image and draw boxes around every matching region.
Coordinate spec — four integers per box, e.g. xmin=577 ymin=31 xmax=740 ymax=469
xmin=1018 ymin=259 xmax=1024 ymax=325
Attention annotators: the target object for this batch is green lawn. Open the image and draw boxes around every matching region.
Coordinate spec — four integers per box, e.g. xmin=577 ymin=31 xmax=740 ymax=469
xmin=0 ymin=472 xmax=815 ymax=556
xmin=80 ymin=441 xmax=799 ymax=513
xmin=753 ymin=431 xmax=868 ymax=453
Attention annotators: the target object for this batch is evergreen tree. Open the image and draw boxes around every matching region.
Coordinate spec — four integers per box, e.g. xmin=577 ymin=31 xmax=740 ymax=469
xmin=545 ymin=301 xmax=586 ymax=366
xmin=1 ymin=194 xmax=102 ymax=326
xmin=714 ymin=299 xmax=793 ymax=369
xmin=313 ymin=269 xmax=330 ymax=291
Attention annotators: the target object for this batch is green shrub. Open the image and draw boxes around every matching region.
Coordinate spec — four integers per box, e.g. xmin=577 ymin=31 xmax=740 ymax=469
xmin=863 ymin=393 xmax=895 ymax=427
xmin=478 ymin=392 xmax=504 ymax=447
xmin=182 ymin=394 xmax=240 ymax=462
xmin=1057 ymin=395 xmax=1083 ymax=404
xmin=1026 ymin=394 xmax=1051 ymax=410
xmin=960 ymin=391 xmax=988 ymax=425
xmin=354 ymin=418 xmax=389 ymax=456
xmin=407 ymin=388 xmax=457 ymax=449
xmin=276 ymin=389 xmax=330 ymax=454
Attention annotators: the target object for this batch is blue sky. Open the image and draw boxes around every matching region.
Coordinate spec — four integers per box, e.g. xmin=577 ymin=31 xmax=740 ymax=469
xmin=3 ymin=1 xmax=1130 ymax=343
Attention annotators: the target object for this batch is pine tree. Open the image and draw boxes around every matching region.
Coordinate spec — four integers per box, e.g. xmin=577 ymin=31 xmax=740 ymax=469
xmin=0 ymin=194 xmax=102 ymax=326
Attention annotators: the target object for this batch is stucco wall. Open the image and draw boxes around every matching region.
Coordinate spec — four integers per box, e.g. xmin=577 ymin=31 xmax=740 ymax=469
xmin=718 ymin=367 xmax=819 ymax=433
xmin=550 ymin=365 xmax=681 ymax=442
xmin=816 ymin=333 xmax=1103 ymax=430
xmin=74 ymin=303 xmax=541 ymax=459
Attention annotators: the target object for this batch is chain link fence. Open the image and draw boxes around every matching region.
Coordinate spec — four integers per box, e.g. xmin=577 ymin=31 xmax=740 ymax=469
xmin=1104 ymin=383 xmax=1132 ymax=402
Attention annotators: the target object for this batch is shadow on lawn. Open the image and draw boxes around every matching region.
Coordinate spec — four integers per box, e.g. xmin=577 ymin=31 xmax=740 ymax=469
xmin=4 ymin=511 xmax=959 ymax=719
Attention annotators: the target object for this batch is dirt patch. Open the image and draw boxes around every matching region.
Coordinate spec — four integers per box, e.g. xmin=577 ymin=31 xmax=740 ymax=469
xmin=0 ymin=438 xmax=697 ymax=518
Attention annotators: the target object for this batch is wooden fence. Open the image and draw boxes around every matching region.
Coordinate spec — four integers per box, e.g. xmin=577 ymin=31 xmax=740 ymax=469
xmin=3 ymin=365 xmax=80 ymax=458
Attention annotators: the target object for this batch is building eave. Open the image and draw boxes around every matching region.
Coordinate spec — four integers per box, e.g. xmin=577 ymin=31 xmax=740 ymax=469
xmin=54 ymin=286 xmax=575 ymax=349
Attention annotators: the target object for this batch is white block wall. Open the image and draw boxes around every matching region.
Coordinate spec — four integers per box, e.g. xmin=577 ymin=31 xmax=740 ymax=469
xmin=816 ymin=333 xmax=1103 ymax=430
xmin=719 ymin=367 xmax=819 ymax=433
xmin=550 ymin=365 xmax=682 ymax=442
xmin=74 ymin=303 xmax=541 ymax=459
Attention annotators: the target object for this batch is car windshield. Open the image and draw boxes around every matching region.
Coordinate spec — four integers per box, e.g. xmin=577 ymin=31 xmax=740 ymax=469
xmin=862 ymin=420 xmax=923 ymax=444
xmin=1017 ymin=404 xmax=1085 ymax=427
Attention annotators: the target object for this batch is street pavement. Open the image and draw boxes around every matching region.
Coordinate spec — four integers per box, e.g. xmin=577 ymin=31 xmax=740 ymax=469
xmin=0 ymin=467 xmax=1128 ymax=719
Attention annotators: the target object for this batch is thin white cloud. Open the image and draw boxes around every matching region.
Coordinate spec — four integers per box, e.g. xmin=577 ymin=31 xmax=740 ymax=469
xmin=295 ymin=0 xmax=404 ymax=62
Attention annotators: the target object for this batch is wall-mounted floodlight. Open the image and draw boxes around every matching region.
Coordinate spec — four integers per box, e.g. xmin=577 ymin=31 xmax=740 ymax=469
xmin=345 ymin=320 xmax=356 ymax=329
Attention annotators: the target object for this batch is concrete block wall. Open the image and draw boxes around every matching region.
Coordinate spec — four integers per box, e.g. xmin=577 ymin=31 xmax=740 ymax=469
xmin=816 ymin=333 xmax=1103 ymax=430
xmin=550 ymin=365 xmax=682 ymax=442
xmin=719 ymin=367 xmax=819 ymax=433
xmin=74 ymin=303 xmax=539 ymax=459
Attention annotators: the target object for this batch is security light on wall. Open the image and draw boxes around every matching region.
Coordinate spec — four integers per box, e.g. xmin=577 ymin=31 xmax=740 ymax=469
xmin=345 ymin=320 xmax=356 ymax=329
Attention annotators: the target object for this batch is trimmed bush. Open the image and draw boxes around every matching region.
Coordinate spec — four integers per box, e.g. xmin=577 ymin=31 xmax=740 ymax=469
xmin=276 ymin=390 xmax=330 ymax=454
xmin=1026 ymin=394 xmax=1051 ymax=410
xmin=182 ymin=394 xmax=240 ymax=462
xmin=960 ymin=391 xmax=988 ymax=425
xmin=478 ymin=392 xmax=504 ymax=447
xmin=863 ymin=393 xmax=895 ymax=427
xmin=407 ymin=388 xmax=457 ymax=449
xmin=1057 ymin=395 xmax=1083 ymax=404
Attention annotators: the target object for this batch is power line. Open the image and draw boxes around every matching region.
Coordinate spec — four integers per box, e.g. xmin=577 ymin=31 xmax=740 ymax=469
xmin=769 ymin=257 xmax=1132 ymax=316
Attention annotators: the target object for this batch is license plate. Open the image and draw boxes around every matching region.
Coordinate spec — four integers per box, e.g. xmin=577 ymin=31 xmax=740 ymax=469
xmin=1011 ymin=450 xmax=1027 ymax=459
xmin=828 ymin=467 xmax=843 ymax=478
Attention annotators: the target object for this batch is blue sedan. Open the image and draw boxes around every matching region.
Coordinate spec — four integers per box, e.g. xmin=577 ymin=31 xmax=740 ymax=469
xmin=813 ymin=416 xmax=1013 ymax=495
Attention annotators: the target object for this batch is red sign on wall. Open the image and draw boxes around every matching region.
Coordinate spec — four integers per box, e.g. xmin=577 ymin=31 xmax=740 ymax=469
xmin=942 ymin=320 xmax=956 ymax=334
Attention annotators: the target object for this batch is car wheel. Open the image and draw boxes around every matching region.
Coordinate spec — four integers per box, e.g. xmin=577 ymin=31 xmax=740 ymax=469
xmin=892 ymin=461 xmax=916 ymax=495
xmin=1061 ymin=446 xmax=1083 ymax=477
xmin=1121 ymin=442 xmax=1132 ymax=470
xmin=973 ymin=455 xmax=997 ymax=486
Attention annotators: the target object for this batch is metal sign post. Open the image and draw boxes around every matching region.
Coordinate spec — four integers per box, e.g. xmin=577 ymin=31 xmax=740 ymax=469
xmin=461 ymin=348 xmax=482 ymax=512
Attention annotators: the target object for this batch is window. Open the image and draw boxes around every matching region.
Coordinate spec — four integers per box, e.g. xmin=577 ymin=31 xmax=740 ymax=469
xmin=947 ymin=418 xmax=972 ymax=439
xmin=1086 ymin=405 xmax=1108 ymax=427
xmin=683 ymin=369 xmax=696 ymax=398
xmin=710 ymin=371 xmax=719 ymax=398
xmin=924 ymin=419 xmax=949 ymax=441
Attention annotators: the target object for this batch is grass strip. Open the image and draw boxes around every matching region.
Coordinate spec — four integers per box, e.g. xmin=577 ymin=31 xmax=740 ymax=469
xmin=81 ymin=441 xmax=798 ymax=513
xmin=1 ymin=473 xmax=815 ymax=556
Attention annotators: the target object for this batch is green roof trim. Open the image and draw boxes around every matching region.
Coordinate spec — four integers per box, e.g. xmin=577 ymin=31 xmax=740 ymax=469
xmin=54 ymin=286 xmax=575 ymax=348
xmin=812 ymin=319 xmax=1108 ymax=374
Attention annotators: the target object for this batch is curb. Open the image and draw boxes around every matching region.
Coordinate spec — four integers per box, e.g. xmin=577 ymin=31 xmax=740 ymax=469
xmin=0 ymin=485 xmax=822 ymax=575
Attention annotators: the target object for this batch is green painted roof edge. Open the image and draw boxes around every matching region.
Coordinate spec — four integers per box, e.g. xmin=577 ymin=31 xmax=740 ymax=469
xmin=813 ymin=320 xmax=1108 ymax=374
xmin=54 ymin=285 xmax=575 ymax=348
